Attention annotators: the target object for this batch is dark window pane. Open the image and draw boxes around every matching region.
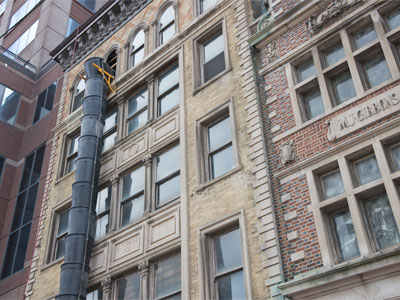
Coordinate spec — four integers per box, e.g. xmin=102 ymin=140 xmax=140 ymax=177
xmin=95 ymin=214 xmax=109 ymax=240
xmin=387 ymin=9 xmax=400 ymax=31
xmin=13 ymin=224 xmax=31 ymax=272
xmin=203 ymin=52 xmax=225 ymax=83
xmin=96 ymin=186 xmax=111 ymax=214
xmin=67 ymin=18 xmax=80 ymax=36
xmin=20 ymin=153 xmax=34 ymax=191
xmin=208 ymin=117 xmax=232 ymax=152
xmin=117 ymin=272 xmax=140 ymax=300
xmin=363 ymin=54 xmax=391 ymax=88
xmin=390 ymin=143 xmax=400 ymax=171
xmin=365 ymin=194 xmax=400 ymax=249
xmin=12 ymin=192 xmax=26 ymax=231
xmin=303 ymin=89 xmax=324 ymax=120
xmin=217 ymin=270 xmax=245 ymax=300
xmin=55 ymin=236 xmax=66 ymax=259
xmin=159 ymin=87 xmax=179 ymax=115
xmin=203 ymin=32 xmax=224 ymax=64
xmin=33 ymin=82 xmax=56 ymax=123
xmin=156 ymin=146 xmax=180 ymax=181
xmin=128 ymin=88 xmax=148 ymax=117
xmin=157 ymin=175 xmax=180 ymax=206
xmin=159 ymin=66 xmax=179 ymax=96
xmin=321 ymin=170 xmax=344 ymax=199
xmin=155 ymin=254 xmax=181 ymax=299
xmin=332 ymin=71 xmax=356 ymax=104
xmin=121 ymin=194 xmax=144 ymax=226
xmin=353 ymin=24 xmax=377 ymax=49
xmin=1 ymin=232 xmax=18 ymax=278
xmin=0 ymin=85 xmax=20 ymax=125
xmin=30 ymin=145 xmax=45 ymax=185
xmin=211 ymin=145 xmax=234 ymax=179
xmin=200 ymin=0 xmax=215 ymax=13
xmin=22 ymin=184 xmax=38 ymax=225
xmin=0 ymin=156 xmax=4 ymax=182
xmin=160 ymin=6 xmax=174 ymax=29
xmin=324 ymin=43 xmax=345 ymax=67
xmin=354 ymin=155 xmax=381 ymax=185
xmin=332 ymin=209 xmax=360 ymax=261
xmin=58 ymin=210 xmax=69 ymax=236
xmin=297 ymin=60 xmax=315 ymax=82
xmin=122 ymin=166 xmax=145 ymax=200
xmin=215 ymin=228 xmax=242 ymax=274
xmin=128 ymin=109 xmax=147 ymax=134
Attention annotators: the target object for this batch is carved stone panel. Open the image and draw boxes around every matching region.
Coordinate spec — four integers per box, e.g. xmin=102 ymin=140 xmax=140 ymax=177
xmin=118 ymin=132 xmax=148 ymax=167
xmin=150 ymin=112 xmax=179 ymax=147
xmin=146 ymin=207 xmax=180 ymax=251
xmin=110 ymin=226 xmax=144 ymax=268
xmin=89 ymin=246 xmax=108 ymax=277
xmin=100 ymin=152 xmax=116 ymax=177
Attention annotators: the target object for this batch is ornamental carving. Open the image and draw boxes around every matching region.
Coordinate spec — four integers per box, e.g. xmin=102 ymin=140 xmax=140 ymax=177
xmin=307 ymin=0 xmax=364 ymax=34
xmin=266 ymin=42 xmax=278 ymax=63
xmin=101 ymin=277 xmax=112 ymax=291
xmin=280 ymin=140 xmax=295 ymax=165
xmin=257 ymin=12 xmax=273 ymax=32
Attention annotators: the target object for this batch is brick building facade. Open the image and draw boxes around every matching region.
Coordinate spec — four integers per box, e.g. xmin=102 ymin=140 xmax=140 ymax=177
xmin=250 ymin=0 xmax=400 ymax=298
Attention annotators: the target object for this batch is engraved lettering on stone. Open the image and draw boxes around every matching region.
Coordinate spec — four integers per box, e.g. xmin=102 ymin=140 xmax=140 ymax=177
xmin=327 ymin=90 xmax=400 ymax=140
xmin=307 ymin=0 xmax=364 ymax=34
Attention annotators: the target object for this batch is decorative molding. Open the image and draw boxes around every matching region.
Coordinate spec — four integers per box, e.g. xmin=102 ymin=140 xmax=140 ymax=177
xmin=257 ymin=12 xmax=274 ymax=32
xmin=110 ymin=174 xmax=119 ymax=185
xmin=306 ymin=0 xmax=364 ymax=34
xmin=141 ymin=154 xmax=152 ymax=166
xmin=139 ymin=260 xmax=149 ymax=274
xmin=266 ymin=42 xmax=278 ymax=63
xmin=101 ymin=277 xmax=112 ymax=291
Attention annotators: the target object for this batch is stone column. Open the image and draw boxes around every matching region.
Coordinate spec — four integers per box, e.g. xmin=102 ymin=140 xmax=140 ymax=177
xmin=109 ymin=174 xmax=119 ymax=231
xmin=101 ymin=277 xmax=112 ymax=300
xmin=139 ymin=260 xmax=150 ymax=300
xmin=142 ymin=155 xmax=153 ymax=213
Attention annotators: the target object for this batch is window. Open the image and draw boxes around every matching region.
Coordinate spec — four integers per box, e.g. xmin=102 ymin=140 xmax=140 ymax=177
xmin=102 ymin=109 xmax=117 ymax=153
xmin=106 ymin=49 xmax=118 ymax=74
xmin=0 ymin=83 xmax=20 ymax=125
xmin=158 ymin=6 xmax=175 ymax=46
xmin=33 ymin=81 xmax=57 ymax=123
xmin=117 ymin=253 xmax=181 ymax=300
xmin=0 ymin=0 xmax=7 ymax=16
xmin=127 ymin=87 xmax=148 ymax=135
xmin=7 ymin=19 xmax=38 ymax=54
xmin=388 ymin=142 xmax=400 ymax=171
xmin=77 ymin=0 xmax=95 ymax=12
xmin=287 ymin=11 xmax=400 ymax=125
xmin=0 ymin=156 xmax=4 ymax=183
xmin=194 ymin=22 xmax=229 ymax=89
xmin=63 ymin=132 xmax=79 ymax=176
xmin=8 ymin=0 xmax=40 ymax=29
xmin=67 ymin=18 xmax=80 ymax=36
xmin=87 ymin=287 xmax=103 ymax=300
xmin=199 ymin=211 xmax=250 ymax=300
xmin=199 ymin=0 xmax=216 ymax=14
xmin=121 ymin=166 xmax=145 ymax=227
xmin=131 ymin=29 xmax=145 ymax=67
xmin=1 ymin=145 xmax=45 ymax=278
xmin=310 ymin=138 xmax=400 ymax=264
xmin=71 ymin=74 xmax=85 ymax=112
xmin=95 ymin=186 xmax=111 ymax=240
xmin=197 ymin=101 xmax=237 ymax=184
xmin=211 ymin=228 xmax=246 ymax=300
xmin=54 ymin=209 xmax=69 ymax=260
xmin=155 ymin=145 xmax=180 ymax=207
xmin=157 ymin=64 xmax=179 ymax=116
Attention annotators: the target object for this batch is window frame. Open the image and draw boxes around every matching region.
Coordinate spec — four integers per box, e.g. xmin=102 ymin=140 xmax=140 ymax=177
xmin=193 ymin=19 xmax=231 ymax=91
xmin=126 ymin=86 xmax=149 ymax=136
xmin=53 ymin=208 xmax=69 ymax=261
xmin=95 ymin=185 xmax=111 ymax=241
xmin=286 ymin=8 xmax=400 ymax=127
xmin=61 ymin=130 xmax=80 ymax=178
xmin=70 ymin=72 xmax=86 ymax=113
xmin=127 ymin=24 xmax=148 ymax=69
xmin=196 ymin=100 xmax=239 ymax=186
xmin=198 ymin=210 xmax=252 ymax=300
xmin=102 ymin=108 xmax=118 ymax=154
xmin=33 ymin=81 xmax=57 ymax=124
xmin=155 ymin=63 xmax=180 ymax=117
xmin=154 ymin=1 xmax=178 ymax=48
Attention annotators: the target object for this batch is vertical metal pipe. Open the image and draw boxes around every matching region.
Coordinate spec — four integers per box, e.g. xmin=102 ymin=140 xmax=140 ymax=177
xmin=56 ymin=57 xmax=114 ymax=300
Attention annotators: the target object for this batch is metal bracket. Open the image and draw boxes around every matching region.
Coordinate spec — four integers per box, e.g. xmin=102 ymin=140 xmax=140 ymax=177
xmin=92 ymin=62 xmax=116 ymax=93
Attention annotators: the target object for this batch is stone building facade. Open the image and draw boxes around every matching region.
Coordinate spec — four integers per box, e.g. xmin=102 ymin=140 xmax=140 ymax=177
xmin=250 ymin=0 xmax=400 ymax=299
xmin=27 ymin=0 xmax=276 ymax=299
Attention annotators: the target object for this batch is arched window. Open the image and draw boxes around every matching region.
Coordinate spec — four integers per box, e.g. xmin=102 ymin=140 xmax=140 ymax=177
xmin=71 ymin=74 xmax=85 ymax=112
xmin=131 ymin=29 xmax=145 ymax=67
xmin=106 ymin=49 xmax=118 ymax=74
xmin=159 ymin=5 xmax=175 ymax=46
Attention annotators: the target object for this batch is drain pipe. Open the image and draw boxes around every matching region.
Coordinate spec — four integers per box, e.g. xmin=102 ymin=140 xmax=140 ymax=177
xmin=56 ymin=57 xmax=114 ymax=300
